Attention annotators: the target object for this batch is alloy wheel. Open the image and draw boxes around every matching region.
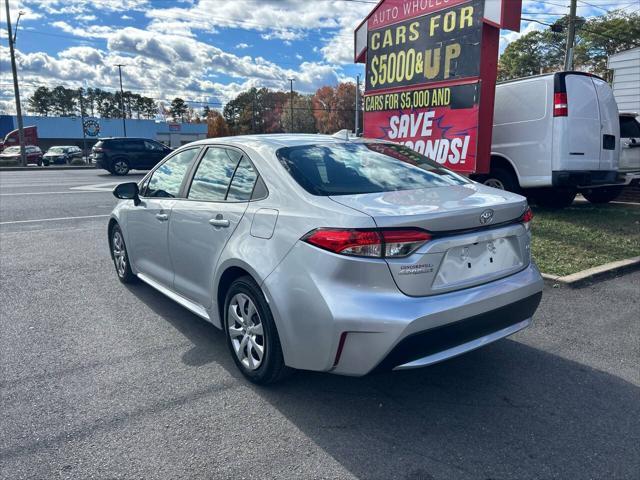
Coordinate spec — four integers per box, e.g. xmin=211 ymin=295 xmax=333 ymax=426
xmin=484 ymin=178 xmax=505 ymax=190
xmin=113 ymin=160 xmax=129 ymax=175
xmin=112 ymin=230 xmax=127 ymax=278
xmin=227 ymin=293 xmax=265 ymax=371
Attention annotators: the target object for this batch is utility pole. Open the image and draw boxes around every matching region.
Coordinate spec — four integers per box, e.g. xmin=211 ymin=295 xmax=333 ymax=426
xmin=79 ymin=88 xmax=88 ymax=163
xmin=288 ymin=78 xmax=295 ymax=133
xmin=355 ymin=74 xmax=361 ymax=136
xmin=4 ymin=0 xmax=26 ymax=166
xmin=564 ymin=0 xmax=578 ymax=71
xmin=115 ymin=64 xmax=127 ymax=136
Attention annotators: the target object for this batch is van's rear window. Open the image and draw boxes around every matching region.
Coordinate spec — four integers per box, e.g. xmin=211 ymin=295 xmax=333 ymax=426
xmin=276 ymin=142 xmax=468 ymax=196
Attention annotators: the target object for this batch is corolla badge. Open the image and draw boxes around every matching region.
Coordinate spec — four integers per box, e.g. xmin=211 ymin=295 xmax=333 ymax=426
xmin=479 ymin=209 xmax=494 ymax=225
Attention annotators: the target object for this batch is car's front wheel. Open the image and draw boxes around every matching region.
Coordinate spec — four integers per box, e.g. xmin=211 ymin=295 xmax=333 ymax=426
xmin=110 ymin=225 xmax=136 ymax=283
xmin=224 ymin=276 xmax=289 ymax=384
xmin=112 ymin=159 xmax=130 ymax=175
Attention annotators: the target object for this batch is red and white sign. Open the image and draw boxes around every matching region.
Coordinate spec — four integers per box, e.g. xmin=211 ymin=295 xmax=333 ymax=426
xmin=355 ymin=0 xmax=522 ymax=175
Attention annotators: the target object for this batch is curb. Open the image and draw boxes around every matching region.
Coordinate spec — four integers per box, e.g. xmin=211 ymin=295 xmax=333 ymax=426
xmin=0 ymin=165 xmax=96 ymax=171
xmin=542 ymin=256 xmax=640 ymax=287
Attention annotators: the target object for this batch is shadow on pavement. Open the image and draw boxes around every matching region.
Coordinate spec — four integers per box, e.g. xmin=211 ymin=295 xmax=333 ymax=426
xmin=129 ymin=281 xmax=640 ymax=479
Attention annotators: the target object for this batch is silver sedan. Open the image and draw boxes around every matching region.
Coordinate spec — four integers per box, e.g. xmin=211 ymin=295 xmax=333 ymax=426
xmin=109 ymin=134 xmax=543 ymax=384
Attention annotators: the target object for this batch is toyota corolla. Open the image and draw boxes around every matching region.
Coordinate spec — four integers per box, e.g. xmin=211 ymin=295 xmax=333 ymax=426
xmin=108 ymin=134 xmax=543 ymax=384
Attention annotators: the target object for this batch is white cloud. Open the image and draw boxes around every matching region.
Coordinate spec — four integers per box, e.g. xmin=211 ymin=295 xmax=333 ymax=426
xmin=235 ymin=43 xmax=250 ymax=49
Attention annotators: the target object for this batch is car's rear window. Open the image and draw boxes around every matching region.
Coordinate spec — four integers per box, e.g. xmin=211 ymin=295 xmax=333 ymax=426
xmin=276 ymin=142 xmax=468 ymax=196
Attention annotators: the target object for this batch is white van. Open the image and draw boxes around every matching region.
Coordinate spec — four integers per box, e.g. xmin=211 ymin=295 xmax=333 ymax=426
xmin=484 ymin=72 xmax=622 ymax=207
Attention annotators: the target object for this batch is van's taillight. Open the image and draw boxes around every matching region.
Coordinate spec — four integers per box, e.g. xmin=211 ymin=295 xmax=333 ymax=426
xmin=302 ymin=228 xmax=431 ymax=258
xmin=553 ymin=92 xmax=568 ymax=117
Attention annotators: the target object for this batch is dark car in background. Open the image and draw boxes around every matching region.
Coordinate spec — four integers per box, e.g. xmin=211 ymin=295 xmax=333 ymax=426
xmin=43 ymin=146 xmax=83 ymax=165
xmin=0 ymin=145 xmax=43 ymax=165
xmin=92 ymin=137 xmax=172 ymax=175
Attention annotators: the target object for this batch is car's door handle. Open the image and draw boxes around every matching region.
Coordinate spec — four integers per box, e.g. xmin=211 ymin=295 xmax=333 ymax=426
xmin=209 ymin=218 xmax=230 ymax=228
xmin=155 ymin=213 xmax=169 ymax=222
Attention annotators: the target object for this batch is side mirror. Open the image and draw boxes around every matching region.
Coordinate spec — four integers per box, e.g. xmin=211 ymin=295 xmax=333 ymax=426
xmin=113 ymin=182 xmax=140 ymax=205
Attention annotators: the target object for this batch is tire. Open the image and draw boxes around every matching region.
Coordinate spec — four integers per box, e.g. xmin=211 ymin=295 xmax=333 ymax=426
xmin=582 ymin=186 xmax=623 ymax=204
xmin=481 ymin=167 xmax=520 ymax=193
xmin=224 ymin=276 xmax=290 ymax=385
xmin=112 ymin=159 xmax=130 ymax=175
xmin=110 ymin=225 xmax=136 ymax=284
xmin=530 ymin=188 xmax=577 ymax=209
xmin=43 ymin=160 xmax=50 ymax=167
xmin=37 ymin=159 xmax=42 ymax=167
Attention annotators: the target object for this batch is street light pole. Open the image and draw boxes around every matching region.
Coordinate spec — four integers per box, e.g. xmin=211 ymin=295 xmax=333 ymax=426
xmin=4 ymin=0 xmax=27 ymax=166
xmin=564 ymin=0 xmax=578 ymax=71
xmin=288 ymin=78 xmax=295 ymax=133
xmin=115 ymin=64 xmax=127 ymax=137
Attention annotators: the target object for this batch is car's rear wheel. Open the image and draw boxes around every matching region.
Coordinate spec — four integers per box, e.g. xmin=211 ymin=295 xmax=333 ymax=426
xmin=224 ymin=276 xmax=289 ymax=384
xmin=581 ymin=186 xmax=623 ymax=204
xmin=112 ymin=159 xmax=130 ymax=175
xmin=42 ymin=160 xmax=50 ymax=166
xmin=110 ymin=225 xmax=136 ymax=283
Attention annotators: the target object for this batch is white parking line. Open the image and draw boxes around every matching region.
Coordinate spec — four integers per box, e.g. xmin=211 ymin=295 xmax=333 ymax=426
xmin=0 ymin=214 xmax=110 ymax=225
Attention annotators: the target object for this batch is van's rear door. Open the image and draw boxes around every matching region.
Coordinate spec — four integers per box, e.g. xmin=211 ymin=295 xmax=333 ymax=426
xmin=592 ymin=76 xmax=620 ymax=171
xmin=564 ymin=74 xmax=601 ymax=170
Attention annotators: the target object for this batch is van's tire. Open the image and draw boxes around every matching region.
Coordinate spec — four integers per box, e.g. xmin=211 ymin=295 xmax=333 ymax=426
xmin=224 ymin=276 xmax=291 ymax=385
xmin=480 ymin=168 xmax=520 ymax=193
xmin=530 ymin=188 xmax=577 ymax=208
xmin=581 ymin=186 xmax=623 ymax=204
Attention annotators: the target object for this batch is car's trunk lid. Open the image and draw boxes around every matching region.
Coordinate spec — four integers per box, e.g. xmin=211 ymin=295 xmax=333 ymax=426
xmin=330 ymin=184 xmax=530 ymax=296
xmin=329 ymin=183 xmax=527 ymax=232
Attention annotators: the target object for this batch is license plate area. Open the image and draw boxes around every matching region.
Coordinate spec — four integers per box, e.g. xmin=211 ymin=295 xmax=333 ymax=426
xmin=432 ymin=237 xmax=523 ymax=291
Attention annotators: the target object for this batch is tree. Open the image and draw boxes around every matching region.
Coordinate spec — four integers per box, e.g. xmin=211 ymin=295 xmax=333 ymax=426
xmin=312 ymin=82 xmax=356 ymax=133
xmin=170 ymin=97 xmax=188 ymax=122
xmin=28 ymin=87 xmax=52 ymax=116
xmin=206 ymin=110 xmax=230 ymax=137
xmin=498 ymin=10 xmax=639 ymax=81
xmin=49 ymin=86 xmax=77 ymax=116
xmin=282 ymin=95 xmax=316 ymax=133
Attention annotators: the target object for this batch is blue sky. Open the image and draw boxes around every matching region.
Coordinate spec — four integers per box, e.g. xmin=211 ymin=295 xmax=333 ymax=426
xmin=1 ymin=0 xmax=637 ymax=114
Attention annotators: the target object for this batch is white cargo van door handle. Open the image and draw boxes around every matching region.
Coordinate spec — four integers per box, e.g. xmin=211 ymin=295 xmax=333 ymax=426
xmin=209 ymin=216 xmax=230 ymax=228
xmin=155 ymin=213 xmax=169 ymax=222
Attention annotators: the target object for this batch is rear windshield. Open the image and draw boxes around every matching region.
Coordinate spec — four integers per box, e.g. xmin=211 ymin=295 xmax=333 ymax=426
xmin=276 ymin=142 xmax=468 ymax=196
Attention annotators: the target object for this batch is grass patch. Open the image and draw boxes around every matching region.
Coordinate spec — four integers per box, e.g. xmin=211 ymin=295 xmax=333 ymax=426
xmin=531 ymin=202 xmax=640 ymax=276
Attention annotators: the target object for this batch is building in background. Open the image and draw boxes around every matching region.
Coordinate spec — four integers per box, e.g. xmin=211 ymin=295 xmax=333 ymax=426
xmin=608 ymin=47 xmax=640 ymax=113
xmin=0 ymin=115 xmax=207 ymax=151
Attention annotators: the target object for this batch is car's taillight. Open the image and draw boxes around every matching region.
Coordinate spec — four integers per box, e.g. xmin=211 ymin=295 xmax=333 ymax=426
xmin=302 ymin=228 xmax=431 ymax=258
xmin=553 ymin=92 xmax=568 ymax=117
xmin=520 ymin=206 xmax=534 ymax=230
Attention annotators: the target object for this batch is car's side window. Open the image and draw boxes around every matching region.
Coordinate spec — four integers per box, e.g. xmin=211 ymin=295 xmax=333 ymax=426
xmin=144 ymin=140 xmax=164 ymax=152
xmin=188 ymin=148 xmax=239 ymax=202
xmin=227 ymin=157 xmax=259 ymax=202
xmin=145 ymin=148 xmax=200 ymax=198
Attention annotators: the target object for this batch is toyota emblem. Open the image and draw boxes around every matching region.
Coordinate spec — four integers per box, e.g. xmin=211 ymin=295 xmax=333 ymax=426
xmin=479 ymin=209 xmax=494 ymax=225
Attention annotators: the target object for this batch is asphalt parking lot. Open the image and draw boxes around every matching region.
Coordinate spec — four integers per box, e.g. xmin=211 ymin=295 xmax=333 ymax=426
xmin=1 ymin=168 xmax=639 ymax=480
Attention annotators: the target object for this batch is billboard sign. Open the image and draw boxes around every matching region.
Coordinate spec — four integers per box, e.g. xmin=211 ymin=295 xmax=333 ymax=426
xmin=355 ymin=0 xmax=522 ymax=175
xmin=364 ymin=82 xmax=479 ymax=172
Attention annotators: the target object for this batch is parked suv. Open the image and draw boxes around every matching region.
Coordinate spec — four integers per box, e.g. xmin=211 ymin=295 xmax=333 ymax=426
xmin=487 ymin=72 xmax=622 ymax=207
xmin=43 ymin=145 xmax=83 ymax=165
xmin=93 ymin=137 xmax=172 ymax=175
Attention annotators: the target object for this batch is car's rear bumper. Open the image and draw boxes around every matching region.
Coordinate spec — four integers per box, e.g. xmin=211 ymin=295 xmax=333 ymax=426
xmin=262 ymin=242 xmax=544 ymax=376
